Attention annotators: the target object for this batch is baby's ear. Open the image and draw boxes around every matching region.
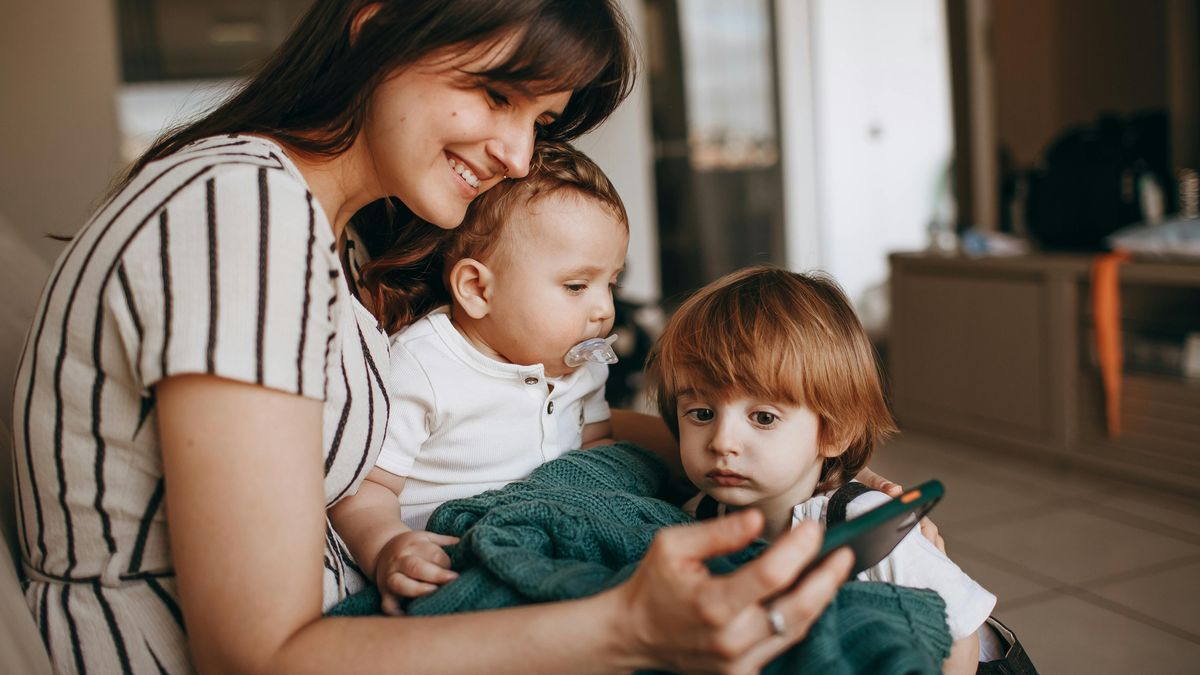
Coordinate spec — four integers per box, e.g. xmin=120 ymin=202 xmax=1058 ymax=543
xmin=448 ymin=258 xmax=494 ymax=320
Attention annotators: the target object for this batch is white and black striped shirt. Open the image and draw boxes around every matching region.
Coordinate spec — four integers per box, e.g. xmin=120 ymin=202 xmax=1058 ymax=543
xmin=11 ymin=135 xmax=389 ymax=674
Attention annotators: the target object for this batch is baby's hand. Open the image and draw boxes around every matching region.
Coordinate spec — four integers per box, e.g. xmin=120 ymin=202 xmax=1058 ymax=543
xmin=374 ymin=530 xmax=460 ymax=615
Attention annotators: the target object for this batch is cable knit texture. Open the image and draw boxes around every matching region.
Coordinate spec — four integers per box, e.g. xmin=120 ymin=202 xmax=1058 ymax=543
xmin=328 ymin=443 xmax=951 ymax=672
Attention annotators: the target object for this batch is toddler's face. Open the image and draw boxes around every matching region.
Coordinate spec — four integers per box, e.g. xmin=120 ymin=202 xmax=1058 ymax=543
xmin=676 ymin=393 xmax=827 ymax=518
xmin=483 ymin=191 xmax=628 ymax=377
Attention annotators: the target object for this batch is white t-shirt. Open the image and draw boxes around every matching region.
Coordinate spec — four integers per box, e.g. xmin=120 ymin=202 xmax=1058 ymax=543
xmin=375 ymin=307 xmax=611 ymax=530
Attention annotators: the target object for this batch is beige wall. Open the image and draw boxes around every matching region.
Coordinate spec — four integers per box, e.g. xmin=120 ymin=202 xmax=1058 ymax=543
xmin=993 ymin=0 xmax=1169 ymax=167
xmin=0 ymin=0 xmax=123 ymax=264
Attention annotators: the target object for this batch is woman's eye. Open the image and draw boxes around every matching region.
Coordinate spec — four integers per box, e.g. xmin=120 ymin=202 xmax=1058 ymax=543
xmin=751 ymin=411 xmax=778 ymax=427
xmin=684 ymin=408 xmax=714 ymax=423
xmin=484 ymin=86 xmax=510 ymax=107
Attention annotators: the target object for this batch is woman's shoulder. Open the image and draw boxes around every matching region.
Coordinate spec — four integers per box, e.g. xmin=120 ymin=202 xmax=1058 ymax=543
xmin=133 ymin=134 xmax=311 ymax=200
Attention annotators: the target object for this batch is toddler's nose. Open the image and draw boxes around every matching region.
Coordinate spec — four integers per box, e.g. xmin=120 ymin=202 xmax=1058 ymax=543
xmin=709 ymin=423 xmax=741 ymax=456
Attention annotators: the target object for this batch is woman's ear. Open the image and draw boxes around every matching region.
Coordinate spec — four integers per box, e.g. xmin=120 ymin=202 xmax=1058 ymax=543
xmin=350 ymin=3 xmax=383 ymax=45
xmin=449 ymin=258 xmax=494 ymax=320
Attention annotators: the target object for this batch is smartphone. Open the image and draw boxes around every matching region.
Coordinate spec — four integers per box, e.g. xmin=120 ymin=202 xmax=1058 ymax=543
xmin=812 ymin=479 xmax=944 ymax=577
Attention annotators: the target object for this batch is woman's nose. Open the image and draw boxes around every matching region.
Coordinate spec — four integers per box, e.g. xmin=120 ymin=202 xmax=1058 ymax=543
xmin=486 ymin=118 xmax=535 ymax=180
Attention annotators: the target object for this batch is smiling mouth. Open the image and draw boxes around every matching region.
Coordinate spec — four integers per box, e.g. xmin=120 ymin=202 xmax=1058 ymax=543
xmin=446 ymin=153 xmax=481 ymax=189
xmin=707 ymin=470 xmax=748 ymax=487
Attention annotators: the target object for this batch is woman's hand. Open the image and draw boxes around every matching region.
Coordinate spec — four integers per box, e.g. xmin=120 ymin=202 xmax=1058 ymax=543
xmin=855 ymin=466 xmax=946 ymax=554
xmin=375 ymin=530 xmax=460 ymax=615
xmin=615 ymin=509 xmax=853 ymax=675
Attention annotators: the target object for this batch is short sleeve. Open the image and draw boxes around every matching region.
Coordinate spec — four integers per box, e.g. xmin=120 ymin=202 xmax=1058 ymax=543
xmin=113 ymin=163 xmax=340 ymax=400
xmin=850 ymin=492 xmax=997 ymax=639
xmin=372 ymin=339 xmax=435 ymax=477
xmin=581 ymin=363 xmax=611 ymax=424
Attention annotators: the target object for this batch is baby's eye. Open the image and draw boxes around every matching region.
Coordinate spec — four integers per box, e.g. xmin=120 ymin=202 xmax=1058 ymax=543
xmin=564 ymin=283 xmax=587 ymax=294
xmin=750 ymin=411 xmax=778 ymax=427
xmin=684 ymin=408 xmax=714 ymax=423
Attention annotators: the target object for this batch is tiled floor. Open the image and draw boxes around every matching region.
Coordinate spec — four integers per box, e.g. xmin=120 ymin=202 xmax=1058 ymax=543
xmin=871 ymin=431 xmax=1200 ymax=674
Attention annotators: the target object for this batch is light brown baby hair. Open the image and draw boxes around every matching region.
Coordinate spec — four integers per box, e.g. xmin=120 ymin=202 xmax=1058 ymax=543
xmin=361 ymin=140 xmax=627 ymax=333
xmin=645 ymin=265 xmax=897 ymax=492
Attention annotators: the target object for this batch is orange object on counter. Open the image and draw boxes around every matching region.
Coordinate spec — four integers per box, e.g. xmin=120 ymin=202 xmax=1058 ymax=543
xmin=1091 ymin=251 xmax=1132 ymax=437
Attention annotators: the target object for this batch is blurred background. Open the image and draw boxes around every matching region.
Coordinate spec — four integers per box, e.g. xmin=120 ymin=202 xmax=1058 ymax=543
xmin=2 ymin=1 xmax=1200 ymax=671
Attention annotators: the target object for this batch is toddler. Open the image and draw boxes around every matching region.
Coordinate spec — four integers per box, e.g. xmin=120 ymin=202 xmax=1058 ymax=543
xmin=330 ymin=141 xmax=628 ymax=613
xmin=644 ymin=265 xmax=999 ymax=674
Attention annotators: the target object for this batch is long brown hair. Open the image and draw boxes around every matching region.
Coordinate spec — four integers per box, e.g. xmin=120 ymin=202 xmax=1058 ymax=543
xmin=111 ymin=0 xmax=636 ymax=199
xmin=361 ymin=140 xmax=628 ymax=334
xmin=645 ymin=266 xmax=898 ymax=492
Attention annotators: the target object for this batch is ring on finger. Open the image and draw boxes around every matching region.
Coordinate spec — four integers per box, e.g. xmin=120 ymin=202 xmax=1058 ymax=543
xmin=766 ymin=606 xmax=787 ymax=636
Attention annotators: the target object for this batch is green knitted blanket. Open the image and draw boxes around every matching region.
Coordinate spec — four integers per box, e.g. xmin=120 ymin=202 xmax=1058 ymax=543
xmin=329 ymin=443 xmax=951 ymax=673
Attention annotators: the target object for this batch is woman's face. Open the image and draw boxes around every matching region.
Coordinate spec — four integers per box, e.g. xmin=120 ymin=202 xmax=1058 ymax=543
xmin=363 ymin=41 xmax=573 ymax=229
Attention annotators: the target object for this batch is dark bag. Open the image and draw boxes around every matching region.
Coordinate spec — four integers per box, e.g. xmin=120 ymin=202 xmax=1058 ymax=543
xmin=1025 ymin=111 xmax=1169 ymax=251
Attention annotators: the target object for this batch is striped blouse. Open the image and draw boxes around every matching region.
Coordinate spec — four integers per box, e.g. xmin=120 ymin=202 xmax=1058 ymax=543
xmin=11 ymin=135 xmax=390 ymax=674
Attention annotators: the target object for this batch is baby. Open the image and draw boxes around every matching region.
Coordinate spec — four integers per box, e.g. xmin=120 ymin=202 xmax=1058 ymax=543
xmin=331 ymin=141 xmax=628 ymax=613
xmin=644 ymin=265 xmax=999 ymax=674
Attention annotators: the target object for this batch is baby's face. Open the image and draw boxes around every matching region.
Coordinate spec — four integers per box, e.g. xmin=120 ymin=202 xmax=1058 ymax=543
xmin=482 ymin=191 xmax=628 ymax=377
xmin=676 ymin=392 xmax=827 ymax=518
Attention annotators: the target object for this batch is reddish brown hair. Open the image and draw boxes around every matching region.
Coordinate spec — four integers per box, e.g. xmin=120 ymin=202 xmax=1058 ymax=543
xmin=645 ymin=265 xmax=897 ymax=492
xmin=360 ymin=140 xmax=628 ymax=333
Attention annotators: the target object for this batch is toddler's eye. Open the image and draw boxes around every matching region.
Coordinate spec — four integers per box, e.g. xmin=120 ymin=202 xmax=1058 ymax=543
xmin=751 ymin=411 xmax=778 ymax=427
xmin=564 ymin=283 xmax=587 ymax=294
xmin=684 ymin=408 xmax=714 ymax=423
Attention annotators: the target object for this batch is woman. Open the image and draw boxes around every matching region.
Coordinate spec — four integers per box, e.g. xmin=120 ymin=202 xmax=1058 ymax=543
xmin=12 ymin=1 xmax=873 ymax=672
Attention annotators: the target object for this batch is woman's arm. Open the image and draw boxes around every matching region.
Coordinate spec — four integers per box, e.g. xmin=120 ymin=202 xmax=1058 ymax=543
xmin=159 ymin=374 xmax=851 ymax=675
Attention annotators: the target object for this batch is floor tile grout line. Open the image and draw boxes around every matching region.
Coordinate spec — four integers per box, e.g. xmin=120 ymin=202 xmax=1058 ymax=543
xmin=953 ymin=541 xmax=1200 ymax=644
xmin=940 ymin=496 xmax=1079 ymax=531
xmin=1074 ymin=553 xmax=1200 ymax=589
xmin=890 ymin=433 xmax=1194 ymax=499
xmin=994 ymin=588 xmax=1072 ymax=613
xmin=1088 ymin=484 xmax=1200 ymax=515
xmin=948 ymin=540 xmax=1077 ymax=589
xmin=1062 ymin=586 xmax=1200 ymax=647
xmin=1070 ymin=501 xmax=1200 ymax=547
xmin=953 ymin=538 xmax=1200 ymax=595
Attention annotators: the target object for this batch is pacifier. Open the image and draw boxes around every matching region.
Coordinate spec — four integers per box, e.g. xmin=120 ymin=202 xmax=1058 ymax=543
xmin=564 ymin=334 xmax=619 ymax=367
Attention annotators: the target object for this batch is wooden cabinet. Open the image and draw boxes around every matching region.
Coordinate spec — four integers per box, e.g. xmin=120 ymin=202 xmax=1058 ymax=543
xmin=889 ymin=252 xmax=1200 ymax=495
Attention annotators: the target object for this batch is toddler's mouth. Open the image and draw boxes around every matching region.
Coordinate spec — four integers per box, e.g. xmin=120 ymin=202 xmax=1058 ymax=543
xmin=707 ymin=469 xmax=748 ymax=487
